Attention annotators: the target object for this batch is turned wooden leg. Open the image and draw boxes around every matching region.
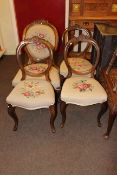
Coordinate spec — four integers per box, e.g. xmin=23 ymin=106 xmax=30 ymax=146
xmin=8 ymin=104 xmax=18 ymax=131
xmin=60 ymin=100 xmax=67 ymax=128
xmin=104 ymin=109 xmax=117 ymax=139
xmin=49 ymin=104 xmax=57 ymax=133
xmin=97 ymin=101 xmax=108 ymax=127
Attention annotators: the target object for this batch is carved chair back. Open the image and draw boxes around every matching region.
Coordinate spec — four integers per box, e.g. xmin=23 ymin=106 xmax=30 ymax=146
xmin=62 ymin=25 xmax=92 ymax=55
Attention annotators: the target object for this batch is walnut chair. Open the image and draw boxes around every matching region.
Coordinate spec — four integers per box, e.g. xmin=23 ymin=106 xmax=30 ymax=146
xmin=12 ymin=20 xmax=60 ymax=91
xmin=60 ymin=25 xmax=93 ymax=84
xmin=6 ymin=37 xmax=57 ymax=133
xmin=60 ymin=35 xmax=107 ymax=129
xmin=97 ymin=48 xmax=117 ymax=139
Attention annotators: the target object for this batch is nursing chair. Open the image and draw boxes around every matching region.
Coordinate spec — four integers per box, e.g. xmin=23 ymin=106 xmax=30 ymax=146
xmin=60 ymin=25 xmax=93 ymax=84
xmin=12 ymin=20 xmax=60 ymax=91
xmin=60 ymin=35 xmax=107 ymax=128
xmin=97 ymin=48 xmax=117 ymax=139
xmin=6 ymin=37 xmax=57 ymax=133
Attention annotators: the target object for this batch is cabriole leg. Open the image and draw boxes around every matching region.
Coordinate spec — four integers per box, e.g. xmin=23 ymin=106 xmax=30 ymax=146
xmin=8 ymin=104 xmax=18 ymax=131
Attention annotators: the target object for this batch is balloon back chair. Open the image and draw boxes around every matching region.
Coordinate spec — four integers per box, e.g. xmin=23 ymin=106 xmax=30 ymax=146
xmin=12 ymin=20 xmax=60 ymax=92
xmin=6 ymin=37 xmax=57 ymax=133
xmin=60 ymin=25 xmax=93 ymax=85
xmin=97 ymin=48 xmax=117 ymax=139
xmin=60 ymin=35 xmax=107 ymax=128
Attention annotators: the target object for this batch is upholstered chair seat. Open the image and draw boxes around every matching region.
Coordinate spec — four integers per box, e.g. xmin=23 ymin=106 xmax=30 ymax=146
xmin=60 ymin=57 xmax=92 ymax=78
xmin=61 ymin=76 xmax=107 ymax=106
xmin=7 ymin=79 xmax=55 ymax=110
xmin=12 ymin=64 xmax=60 ymax=90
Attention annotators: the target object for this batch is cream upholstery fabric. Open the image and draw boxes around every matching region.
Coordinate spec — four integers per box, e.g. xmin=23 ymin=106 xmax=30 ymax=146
xmin=61 ymin=77 xmax=107 ymax=106
xmin=60 ymin=58 xmax=93 ymax=78
xmin=12 ymin=64 xmax=60 ymax=90
xmin=25 ymin=24 xmax=55 ymax=60
xmin=7 ymin=79 xmax=55 ymax=110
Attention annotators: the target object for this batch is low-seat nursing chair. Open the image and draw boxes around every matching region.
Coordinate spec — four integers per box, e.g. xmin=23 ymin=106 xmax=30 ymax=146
xmin=6 ymin=37 xmax=57 ymax=133
xmin=60 ymin=35 xmax=107 ymax=128
xmin=97 ymin=48 xmax=117 ymax=139
xmin=60 ymin=25 xmax=93 ymax=84
xmin=12 ymin=20 xmax=60 ymax=91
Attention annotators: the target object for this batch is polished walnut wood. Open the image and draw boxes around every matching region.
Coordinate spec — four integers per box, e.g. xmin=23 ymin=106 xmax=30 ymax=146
xmin=69 ymin=0 xmax=117 ymax=30
xmin=91 ymin=23 xmax=117 ymax=79
xmin=97 ymin=48 xmax=117 ymax=139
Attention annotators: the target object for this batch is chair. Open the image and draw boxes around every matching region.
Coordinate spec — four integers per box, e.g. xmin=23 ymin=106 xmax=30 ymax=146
xmin=60 ymin=25 xmax=93 ymax=84
xmin=60 ymin=35 xmax=107 ymax=129
xmin=97 ymin=48 xmax=117 ymax=139
xmin=12 ymin=20 xmax=60 ymax=91
xmin=6 ymin=37 xmax=57 ymax=133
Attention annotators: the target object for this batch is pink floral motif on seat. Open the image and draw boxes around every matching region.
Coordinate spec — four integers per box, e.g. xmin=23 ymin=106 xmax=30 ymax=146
xmin=21 ymin=81 xmax=44 ymax=98
xmin=73 ymin=80 xmax=93 ymax=92
xmin=32 ymin=32 xmax=52 ymax=50
xmin=68 ymin=58 xmax=90 ymax=71
xmin=25 ymin=64 xmax=47 ymax=74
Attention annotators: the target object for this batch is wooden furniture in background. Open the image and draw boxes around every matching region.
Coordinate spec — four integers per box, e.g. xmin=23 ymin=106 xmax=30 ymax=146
xmin=91 ymin=23 xmax=117 ymax=78
xmin=69 ymin=0 xmax=117 ymax=30
xmin=97 ymin=48 xmax=117 ymax=139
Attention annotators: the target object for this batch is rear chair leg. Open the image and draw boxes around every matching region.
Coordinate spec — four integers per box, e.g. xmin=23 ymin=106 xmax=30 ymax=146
xmin=8 ymin=104 xmax=18 ymax=131
xmin=60 ymin=100 xmax=67 ymax=128
xmin=49 ymin=104 xmax=57 ymax=133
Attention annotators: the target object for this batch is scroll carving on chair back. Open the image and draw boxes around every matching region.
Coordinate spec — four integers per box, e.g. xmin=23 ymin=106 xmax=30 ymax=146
xmin=62 ymin=25 xmax=92 ymax=55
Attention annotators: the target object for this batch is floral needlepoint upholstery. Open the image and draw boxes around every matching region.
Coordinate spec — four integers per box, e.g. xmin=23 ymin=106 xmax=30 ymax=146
xmin=60 ymin=57 xmax=93 ymax=78
xmin=7 ymin=79 xmax=55 ymax=110
xmin=25 ymin=24 xmax=55 ymax=60
xmin=25 ymin=63 xmax=48 ymax=74
xmin=61 ymin=77 xmax=107 ymax=106
xmin=12 ymin=64 xmax=60 ymax=90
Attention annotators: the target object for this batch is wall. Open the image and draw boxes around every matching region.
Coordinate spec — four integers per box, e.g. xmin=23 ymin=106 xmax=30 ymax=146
xmin=0 ymin=0 xmax=19 ymax=55
xmin=0 ymin=0 xmax=66 ymax=54
xmin=14 ymin=0 xmax=65 ymax=44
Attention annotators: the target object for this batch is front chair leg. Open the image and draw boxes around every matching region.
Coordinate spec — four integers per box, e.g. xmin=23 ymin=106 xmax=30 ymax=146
xmin=104 ymin=109 xmax=117 ymax=139
xmin=60 ymin=100 xmax=67 ymax=128
xmin=97 ymin=101 xmax=108 ymax=127
xmin=8 ymin=104 xmax=18 ymax=131
xmin=49 ymin=104 xmax=57 ymax=133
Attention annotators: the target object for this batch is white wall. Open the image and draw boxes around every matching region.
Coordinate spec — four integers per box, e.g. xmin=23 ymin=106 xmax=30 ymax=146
xmin=0 ymin=0 xmax=19 ymax=55
xmin=65 ymin=0 xmax=69 ymax=28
